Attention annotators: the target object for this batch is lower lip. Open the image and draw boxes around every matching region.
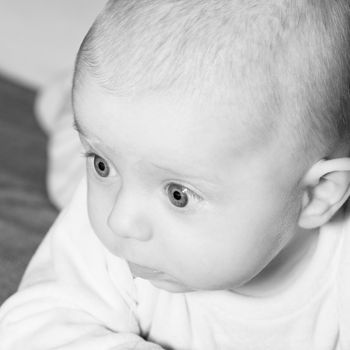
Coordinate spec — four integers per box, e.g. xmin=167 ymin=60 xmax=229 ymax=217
xmin=128 ymin=263 xmax=192 ymax=292
xmin=127 ymin=262 xmax=163 ymax=279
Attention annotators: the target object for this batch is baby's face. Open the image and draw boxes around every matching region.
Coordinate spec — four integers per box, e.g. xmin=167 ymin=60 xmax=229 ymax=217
xmin=73 ymin=75 xmax=306 ymax=293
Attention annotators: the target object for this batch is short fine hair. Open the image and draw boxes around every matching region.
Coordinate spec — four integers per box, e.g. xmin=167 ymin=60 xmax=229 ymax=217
xmin=74 ymin=0 xmax=350 ymax=157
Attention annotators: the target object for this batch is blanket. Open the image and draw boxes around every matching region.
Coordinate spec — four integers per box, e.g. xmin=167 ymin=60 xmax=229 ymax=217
xmin=0 ymin=75 xmax=58 ymax=304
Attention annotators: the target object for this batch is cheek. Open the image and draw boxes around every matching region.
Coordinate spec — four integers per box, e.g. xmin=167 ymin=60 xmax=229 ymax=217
xmin=219 ymin=193 xmax=302 ymax=278
xmin=86 ymin=179 xmax=117 ymax=251
xmin=169 ymin=197 xmax=300 ymax=290
xmin=162 ymin=229 xmax=255 ymax=290
xmin=155 ymin=215 xmax=254 ymax=289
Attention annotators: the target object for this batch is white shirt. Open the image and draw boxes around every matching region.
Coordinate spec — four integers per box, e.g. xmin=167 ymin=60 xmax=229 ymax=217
xmin=0 ymin=179 xmax=349 ymax=350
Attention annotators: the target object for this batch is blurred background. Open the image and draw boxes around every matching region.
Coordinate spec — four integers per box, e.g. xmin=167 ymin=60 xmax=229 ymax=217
xmin=0 ymin=0 xmax=106 ymax=304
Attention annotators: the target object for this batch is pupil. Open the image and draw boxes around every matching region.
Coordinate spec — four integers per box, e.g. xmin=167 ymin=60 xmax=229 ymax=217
xmin=173 ymin=190 xmax=182 ymax=201
xmin=98 ymin=162 xmax=105 ymax=171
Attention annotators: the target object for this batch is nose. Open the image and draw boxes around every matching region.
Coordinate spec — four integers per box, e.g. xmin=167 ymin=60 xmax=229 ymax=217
xmin=107 ymin=187 xmax=153 ymax=242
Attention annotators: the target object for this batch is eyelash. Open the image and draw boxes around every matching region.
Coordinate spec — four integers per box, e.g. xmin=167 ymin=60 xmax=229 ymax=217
xmin=83 ymin=151 xmax=94 ymax=159
xmin=83 ymin=151 xmax=97 ymax=159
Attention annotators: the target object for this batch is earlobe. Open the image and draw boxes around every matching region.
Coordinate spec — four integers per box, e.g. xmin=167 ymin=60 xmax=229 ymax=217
xmin=298 ymin=158 xmax=350 ymax=229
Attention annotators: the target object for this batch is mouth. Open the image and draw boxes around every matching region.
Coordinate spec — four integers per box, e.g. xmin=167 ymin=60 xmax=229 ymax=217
xmin=127 ymin=261 xmax=164 ymax=280
xmin=127 ymin=261 xmax=193 ymax=292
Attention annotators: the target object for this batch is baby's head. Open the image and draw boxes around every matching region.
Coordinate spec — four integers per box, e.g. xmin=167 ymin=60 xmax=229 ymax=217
xmin=72 ymin=0 xmax=350 ymax=294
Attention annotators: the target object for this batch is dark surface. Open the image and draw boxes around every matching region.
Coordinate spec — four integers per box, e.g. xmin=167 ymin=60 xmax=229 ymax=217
xmin=0 ymin=76 xmax=58 ymax=304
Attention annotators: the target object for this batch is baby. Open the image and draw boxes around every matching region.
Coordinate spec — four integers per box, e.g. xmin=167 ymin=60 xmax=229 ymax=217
xmin=1 ymin=0 xmax=350 ymax=349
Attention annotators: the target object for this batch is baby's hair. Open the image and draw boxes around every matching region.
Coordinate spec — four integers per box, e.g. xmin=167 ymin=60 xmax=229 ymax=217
xmin=74 ymin=0 xmax=350 ymax=158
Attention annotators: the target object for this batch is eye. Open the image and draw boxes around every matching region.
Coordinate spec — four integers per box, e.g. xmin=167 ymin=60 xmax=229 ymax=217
xmin=165 ymin=183 xmax=201 ymax=208
xmin=83 ymin=151 xmax=116 ymax=178
xmin=84 ymin=151 xmax=118 ymax=179
xmin=93 ymin=155 xmax=110 ymax=177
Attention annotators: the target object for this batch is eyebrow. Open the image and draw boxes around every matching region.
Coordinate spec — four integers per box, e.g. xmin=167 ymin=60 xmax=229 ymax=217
xmin=150 ymin=162 xmax=221 ymax=190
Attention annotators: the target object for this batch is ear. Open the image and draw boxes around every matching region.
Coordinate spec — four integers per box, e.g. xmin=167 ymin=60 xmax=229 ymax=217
xmin=298 ymin=158 xmax=350 ymax=229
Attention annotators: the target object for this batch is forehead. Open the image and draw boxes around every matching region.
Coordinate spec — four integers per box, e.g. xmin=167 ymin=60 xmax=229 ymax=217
xmin=73 ymin=75 xmax=280 ymax=157
xmin=73 ymin=75 xmax=308 ymax=194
